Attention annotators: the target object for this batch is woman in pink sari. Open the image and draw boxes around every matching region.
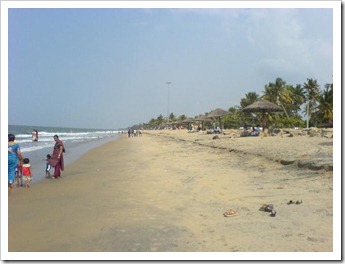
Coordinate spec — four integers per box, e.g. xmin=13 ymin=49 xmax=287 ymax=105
xmin=49 ymin=135 xmax=64 ymax=179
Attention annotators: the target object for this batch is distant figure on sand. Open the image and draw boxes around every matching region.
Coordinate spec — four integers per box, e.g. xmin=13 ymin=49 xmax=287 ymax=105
xmin=32 ymin=129 xmax=38 ymax=142
xmin=198 ymin=124 xmax=202 ymax=132
xmin=8 ymin=134 xmax=23 ymax=189
xmin=48 ymin=135 xmax=64 ymax=179
xmin=22 ymin=158 xmax=32 ymax=188
xmin=43 ymin=154 xmax=52 ymax=178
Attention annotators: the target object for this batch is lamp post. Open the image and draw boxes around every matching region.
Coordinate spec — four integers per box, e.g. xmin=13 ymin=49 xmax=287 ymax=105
xmin=166 ymin=81 xmax=171 ymax=123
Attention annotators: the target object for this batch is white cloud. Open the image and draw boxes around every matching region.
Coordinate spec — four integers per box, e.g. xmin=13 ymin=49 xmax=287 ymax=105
xmin=233 ymin=8 xmax=332 ymax=85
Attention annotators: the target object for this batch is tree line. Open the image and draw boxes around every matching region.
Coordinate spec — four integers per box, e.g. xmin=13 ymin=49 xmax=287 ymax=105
xmin=130 ymin=77 xmax=333 ymax=130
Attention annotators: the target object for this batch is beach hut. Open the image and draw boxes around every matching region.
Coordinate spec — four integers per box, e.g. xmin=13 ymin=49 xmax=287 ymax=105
xmin=195 ymin=115 xmax=212 ymax=130
xmin=207 ymin=108 xmax=229 ymax=132
xmin=180 ymin=117 xmax=195 ymax=130
xmin=243 ymin=98 xmax=284 ymax=128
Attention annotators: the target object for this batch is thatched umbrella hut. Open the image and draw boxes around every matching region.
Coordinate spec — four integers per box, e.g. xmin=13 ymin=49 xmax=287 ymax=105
xmin=180 ymin=117 xmax=195 ymax=130
xmin=207 ymin=108 xmax=229 ymax=131
xmin=243 ymin=98 xmax=284 ymax=128
xmin=195 ymin=115 xmax=212 ymax=130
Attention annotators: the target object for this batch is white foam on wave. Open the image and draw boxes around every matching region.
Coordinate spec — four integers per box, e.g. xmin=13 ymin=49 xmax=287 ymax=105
xmin=17 ymin=130 xmax=120 ymax=153
xmin=21 ymin=143 xmax=54 ymax=153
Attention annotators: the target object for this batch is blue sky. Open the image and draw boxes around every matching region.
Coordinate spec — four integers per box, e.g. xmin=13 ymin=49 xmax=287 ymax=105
xmin=6 ymin=4 xmax=335 ymax=129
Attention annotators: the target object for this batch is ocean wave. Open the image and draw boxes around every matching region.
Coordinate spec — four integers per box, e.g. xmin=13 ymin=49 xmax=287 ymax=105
xmin=21 ymin=143 xmax=54 ymax=153
xmin=10 ymin=125 xmax=120 ymax=153
xmin=18 ymin=133 xmax=119 ymax=153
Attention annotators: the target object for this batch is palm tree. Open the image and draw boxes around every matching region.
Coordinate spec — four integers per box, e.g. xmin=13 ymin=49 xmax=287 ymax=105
xmin=240 ymin=92 xmax=260 ymax=108
xmin=303 ymin=78 xmax=320 ymax=128
xmin=169 ymin=113 xmax=176 ymax=122
xmin=263 ymin=78 xmax=294 ymax=118
xmin=238 ymin=92 xmax=260 ymax=126
xmin=316 ymin=83 xmax=333 ymax=125
xmin=263 ymin=77 xmax=286 ymax=103
xmin=224 ymin=106 xmax=242 ymax=128
xmin=156 ymin=114 xmax=165 ymax=126
xmin=177 ymin=114 xmax=187 ymax=121
xmin=286 ymin=84 xmax=306 ymax=117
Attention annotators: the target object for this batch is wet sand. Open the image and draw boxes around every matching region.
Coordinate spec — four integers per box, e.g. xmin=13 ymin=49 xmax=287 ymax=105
xmin=7 ymin=129 xmax=337 ymax=259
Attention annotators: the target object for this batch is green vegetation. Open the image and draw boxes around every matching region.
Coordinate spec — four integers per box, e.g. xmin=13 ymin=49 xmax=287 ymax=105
xmin=131 ymin=77 xmax=333 ymax=130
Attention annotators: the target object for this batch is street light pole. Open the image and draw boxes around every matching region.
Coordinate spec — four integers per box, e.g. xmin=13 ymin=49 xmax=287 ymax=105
xmin=166 ymin=81 xmax=171 ymax=123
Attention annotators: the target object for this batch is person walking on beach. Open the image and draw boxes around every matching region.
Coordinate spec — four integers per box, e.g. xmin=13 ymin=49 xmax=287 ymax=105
xmin=22 ymin=158 xmax=33 ymax=188
xmin=49 ymin=135 xmax=64 ymax=179
xmin=8 ymin=134 xmax=23 ymax=189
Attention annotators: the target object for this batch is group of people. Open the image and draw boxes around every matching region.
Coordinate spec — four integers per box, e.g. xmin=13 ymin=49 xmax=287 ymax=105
xmin=240 ymin=126 xmax=263 ymax=137
xmin=189 ymin=124 xmax=203 ymax=132
xmin=8 ymin=133 xmax=65 ymax=190
xmin=127 ymin=129 xmax=143 ymax=137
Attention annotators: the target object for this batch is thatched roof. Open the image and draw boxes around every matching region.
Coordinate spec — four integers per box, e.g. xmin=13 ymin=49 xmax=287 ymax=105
xmin=180 ymin=117 xmax=195 ymax=123
xmin=207 ymin=108 xmax=229 ymax=118
xmin=243 ymin=98 xmax=284 ymax=112
xmin=195 ymin=115 xmax=212 ymax=122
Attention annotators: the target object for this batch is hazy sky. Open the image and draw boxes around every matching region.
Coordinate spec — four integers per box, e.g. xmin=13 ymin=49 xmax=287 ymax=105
xmin=6 ymin=3 xmax=335 ymax=129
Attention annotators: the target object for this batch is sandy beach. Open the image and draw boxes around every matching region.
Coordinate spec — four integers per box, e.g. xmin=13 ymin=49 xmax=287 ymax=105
xmin=7 ymin=129 xmax=335 ymax=257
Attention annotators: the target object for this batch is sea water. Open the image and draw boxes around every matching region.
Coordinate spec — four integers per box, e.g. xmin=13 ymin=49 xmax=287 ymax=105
xmin=8 ymin=125 xmax=121 ymax=185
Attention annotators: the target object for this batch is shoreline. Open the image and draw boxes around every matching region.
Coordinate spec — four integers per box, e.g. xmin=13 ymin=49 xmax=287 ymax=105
xmin=7 ymin=130 xmax=334 ymax=256
xmin=17 ymin=134 xmax=120 ymax=185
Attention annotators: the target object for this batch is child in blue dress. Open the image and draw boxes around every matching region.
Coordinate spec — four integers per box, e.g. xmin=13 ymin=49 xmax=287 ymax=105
xmin=44 ymin=154 xmax=52 ymax=178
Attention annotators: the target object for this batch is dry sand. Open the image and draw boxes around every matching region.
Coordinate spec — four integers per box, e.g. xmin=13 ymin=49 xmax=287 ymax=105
xmin=8 ymin=129 xmax=334 ymax=256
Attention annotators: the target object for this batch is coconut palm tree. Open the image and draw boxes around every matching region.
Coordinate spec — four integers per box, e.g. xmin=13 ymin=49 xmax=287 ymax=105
xmin=177 ymin=114 xmax=187 ymax=121
xmin=263 ymin=78 xmax=295 ymax=118
xmin=224 ymin=106 xmax=243 ymax=128
xmin=156 ymin=114 xmax=165 ymax=126
xmin=303 ymin=78 xmax=320 ymax=127
xmin=263 ymin=78 xmax=286 ymax=103
xmin=286 ymin=84 xmax=306 ymax=117
xmin=316 ymin=83 xmax=333 ymax=125
xmin=240 ymin=92 xmax=260 ymax=108
xmin=169 ymin=113 xmax=176 ymax=122
xmin=237 ymin=92 xmax=260 ymax=126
